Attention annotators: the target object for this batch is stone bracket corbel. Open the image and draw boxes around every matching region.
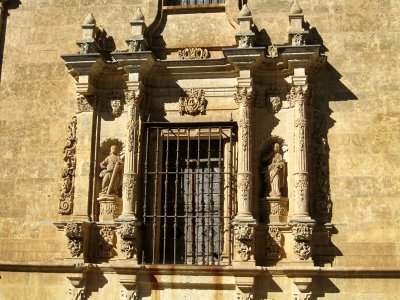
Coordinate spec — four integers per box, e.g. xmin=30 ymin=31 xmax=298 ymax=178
xmin=66 ymin=263 xmax=92 ymax=300
xmin=60 ymin=54 xmax=107 ymax=95
xmin=112 ymin=51 xmax=155 ymax=87
xmin=235 ymin=275 xmax=255 ymax=300
xmin=119 ymin=273 xmax=139 ymax=300
xmin=223 ymin=47 xmax=265 ymax=74
xmin=54 ymin=221 xmax=91 ymax=261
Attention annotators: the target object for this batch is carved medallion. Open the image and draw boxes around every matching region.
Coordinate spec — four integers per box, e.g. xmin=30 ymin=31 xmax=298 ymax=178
xmin=178 ymin=89 xmax=206 ymax=116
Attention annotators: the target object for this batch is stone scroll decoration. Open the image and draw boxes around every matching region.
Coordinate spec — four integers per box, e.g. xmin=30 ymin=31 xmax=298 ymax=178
xmin=178 ymin=89 xmax=207 ymax=116
xmin=66 ymin=287 xmax=86 ymax=300
xmin=266 ymin=226 xmax=283 ymax=260
xmin=311 ymin=108 xmax=332 ymax=222
xmin=118 ymin=222 xmax=138 ymax=259
xmin=65 ymin=222 xmax=83 ymax=257
xmin=292 ymin=223 xmax=313 ymax=260
xmin=59 ymin=116 xmax=77 ymax=215
xmin=232 ymin=222 xmax=254 ymax=261
xmin=178 ymin=47 xmax=209 ymax=60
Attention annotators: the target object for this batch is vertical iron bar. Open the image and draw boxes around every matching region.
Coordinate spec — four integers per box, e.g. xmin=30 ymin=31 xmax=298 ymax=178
xmin=152 ymin=127 xmax=160 ymax=264
xmin=174 ymin=129 xmax=180 ymax=264
xmin=163 ymin=129 xmax=170 ymax=264
xmin=185 ymin=128 xmax=190 ymax=264
xmin=207 ymin=127 xmax=212 ymax=265
xmin=218 ymin=126 xmax=223 ymax=265
xmin=228 ymin=126 xmax=233 ymax=265
xmin=196 ymin=128 xmax=201 ymax=265
xmin=143 ymin=126 xmax=150 ymax=263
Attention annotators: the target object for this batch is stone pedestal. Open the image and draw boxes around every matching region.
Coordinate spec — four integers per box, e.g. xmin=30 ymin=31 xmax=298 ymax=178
xmin=97 ymin=196 xmax=122 ymax=221
xmin=260 ymin=196 xmax=289 ymax=223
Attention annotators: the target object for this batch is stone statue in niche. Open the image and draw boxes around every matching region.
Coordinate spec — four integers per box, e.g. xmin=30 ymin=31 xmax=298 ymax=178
xmin=264 ymin=143 xmax=286 ymax=197
xmin=99 ymin=145 xmax=124 ymax=197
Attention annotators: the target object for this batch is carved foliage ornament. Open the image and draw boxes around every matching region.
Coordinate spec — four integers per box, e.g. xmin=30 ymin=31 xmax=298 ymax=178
xmin=77 ymin=94 xmax=95 ymax=112
xmin=121 ymin=289 xmax=138 ymax=300
xmin=234 ymin=87 xmax=253 ymax=152
xmin=292 ymin=223 xmax=313 ymax=260
xmin=266 ymin=226 xmax=282 ymax=260
xmin=268 ymin=96 xmax=282 ymax=113
xmin=178 ymin=89 xmax=206 ymax=116
xmin=233 ymin=222 xmax=254 ymax=261
xmin=294 ymin=241 xmax=311 ymax=260
xmin=59 ymin=116 xmax=77 ymax=215
xmin=178 ymin=48 xmax=209 ymax=60
xmin=238 ymin=35 xmax=252 ymax=48
xmin=99 ymin=226 xmax=115 ymax=259
xmin=123 ymin=174 xmax=136 ymax=205
xmin=118 ymin=222 xmax=138 ymax=259
xmin=67 ymin=287 xmax=86 ymax=300
xmin=268 ymin=45 xmax=278 ymax=58
xmin=286 ymin=85 xmax=309 ymax=104
xmin=65 ymin=222 xmax=83 ymax=257
xmin=124 ymin=89 xmax=143 ymax=152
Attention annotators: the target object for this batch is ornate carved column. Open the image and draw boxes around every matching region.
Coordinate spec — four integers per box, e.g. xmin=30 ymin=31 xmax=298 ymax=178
xmin=234 ymin=86 xmax=253 ymax=218
xmin=287 ymin=68 xmax=315 ymax=266
xmin=287 ymin=69 xmax=313 ymax=221
xmin=119 ymin=87 xmax=144 ymax=220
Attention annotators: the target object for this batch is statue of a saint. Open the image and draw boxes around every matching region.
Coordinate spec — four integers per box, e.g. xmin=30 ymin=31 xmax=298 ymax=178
xmin=264 ymin=143 xmax=286 ymax=197
xmin=99 ymin=145 xmax=123 ymax=197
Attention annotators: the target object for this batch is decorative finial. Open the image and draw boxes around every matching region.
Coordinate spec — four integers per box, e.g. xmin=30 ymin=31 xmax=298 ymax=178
xmin=290 ymin=0 xmax=303 ymax=14
xmin=83 ymin=13 xmax=96 ymax=25
xmin=132 ymin=7 xmax=144 ymax=21
xmin=239 ymin=4 xmax=252 ymax=17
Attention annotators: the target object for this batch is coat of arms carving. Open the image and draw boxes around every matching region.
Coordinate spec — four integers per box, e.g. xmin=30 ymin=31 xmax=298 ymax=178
xmin=178 ymin=89 xmax=207 ymax=116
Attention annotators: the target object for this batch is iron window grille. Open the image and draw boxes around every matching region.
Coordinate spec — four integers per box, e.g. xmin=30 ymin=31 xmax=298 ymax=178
xmin=164 ymin=0 xmax=224 ymax=6
xmin=142 ymin=122 xmax=236 ymax=265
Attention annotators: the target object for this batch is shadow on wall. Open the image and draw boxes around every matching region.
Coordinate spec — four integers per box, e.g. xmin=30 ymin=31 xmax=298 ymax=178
xmin=307 ymin=26 xmax=355 ymax=270
xmin=0 ymin=0 xmax=21 ymax=81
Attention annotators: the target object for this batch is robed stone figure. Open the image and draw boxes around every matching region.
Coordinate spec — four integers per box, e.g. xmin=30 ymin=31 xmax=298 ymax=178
xmin=264 ymin=143 xmax=286 ymax=197
xmin=99 ymin=145 xmax=123 ymax=197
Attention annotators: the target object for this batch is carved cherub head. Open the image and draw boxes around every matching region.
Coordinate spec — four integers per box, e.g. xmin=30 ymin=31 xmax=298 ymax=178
xmin=273 ymin=143 xmax=280 ymax=153
xmin=110 ymin=145 xmax=119 ymax=155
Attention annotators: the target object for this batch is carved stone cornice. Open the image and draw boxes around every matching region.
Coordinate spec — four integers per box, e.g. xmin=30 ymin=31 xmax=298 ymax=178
xmin=59 ymin=116 xmax=77 ymax=215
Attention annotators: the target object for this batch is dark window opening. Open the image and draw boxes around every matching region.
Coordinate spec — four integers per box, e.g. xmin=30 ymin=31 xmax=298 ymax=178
xmin=142 ymin=123 xmax=235 ymax=265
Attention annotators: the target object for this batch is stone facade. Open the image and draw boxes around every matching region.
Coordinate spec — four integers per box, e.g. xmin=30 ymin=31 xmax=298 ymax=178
xmin=0 ymin=0 xmax=399 ymax=299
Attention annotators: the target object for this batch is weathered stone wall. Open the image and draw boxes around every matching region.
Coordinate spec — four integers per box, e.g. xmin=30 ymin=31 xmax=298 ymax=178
xmin=0 ymin=0 xmax=399 ymax=299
